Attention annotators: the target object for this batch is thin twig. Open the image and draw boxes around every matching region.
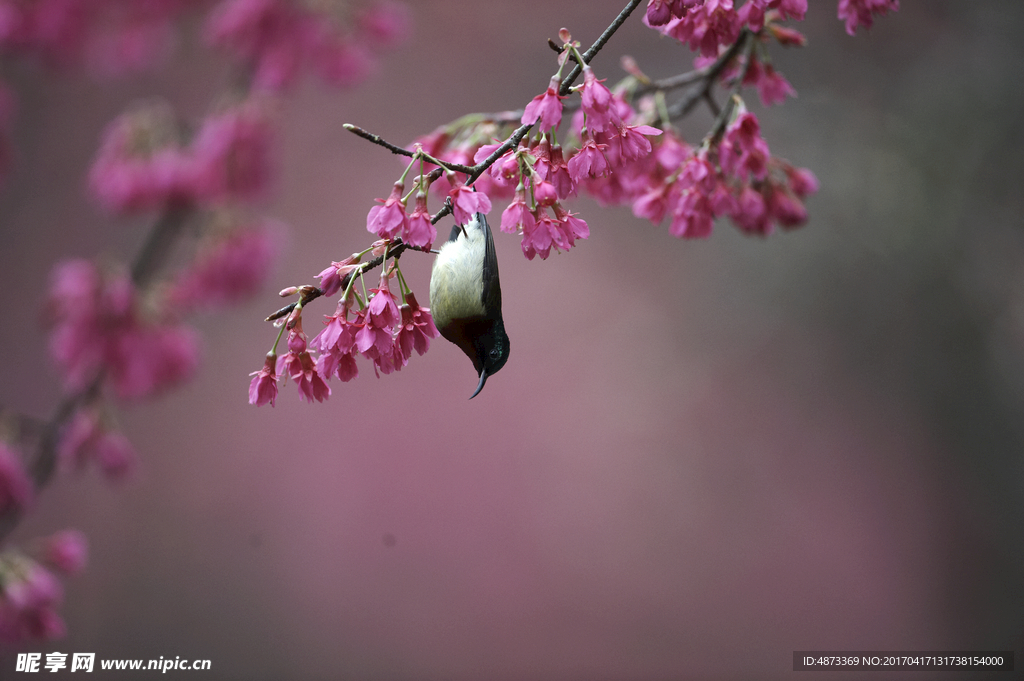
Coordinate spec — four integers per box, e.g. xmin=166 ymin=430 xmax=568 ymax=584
xmin=343 ymin=124 xmax=475 ymax=175
xmin=559 ymin=0 xmax=644 ymax=96
xmin=705 ymin=31 xmax=757 ymax=144
xmin=0 ymin=198 xmax=192 ymax=543
xmin=666 ymin=29 xmax=753 ymax=121
xmin=130 ymin=205 xmax=191 ymax=288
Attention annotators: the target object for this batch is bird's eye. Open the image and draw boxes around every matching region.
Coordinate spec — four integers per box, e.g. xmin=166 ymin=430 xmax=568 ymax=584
xmin=489 ymin=347 xmax=500 ymax=360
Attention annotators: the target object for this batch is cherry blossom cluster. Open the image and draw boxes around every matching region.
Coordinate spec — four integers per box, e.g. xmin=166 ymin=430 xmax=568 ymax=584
xmin=643 ymin=0 xmax=898 ymax=40
xmin=250 ymin=247 xmax=439 ymax=406
xmin=1 ymin=0 xmax=409 ymax=644
xmin=0 ymin=0 xmax=408 ymax=188
xmin=255 ymin=0 xmax=899 ymax=405
xmin=405 ymin=16 xmax=814 ymax=249
xmin=88 ymin=99 xmax=275 ymax=215
xmin=206 ymin=0 xmax=409 ymax=92
xmin=0 ymin=521 xmax=86 ymax=642
xmin=0 ymin=0 xmax=205 ymax=75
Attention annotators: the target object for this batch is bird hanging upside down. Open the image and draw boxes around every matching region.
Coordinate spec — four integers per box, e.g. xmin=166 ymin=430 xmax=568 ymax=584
xmin=429 ymin=212 xmax=510 ymax=398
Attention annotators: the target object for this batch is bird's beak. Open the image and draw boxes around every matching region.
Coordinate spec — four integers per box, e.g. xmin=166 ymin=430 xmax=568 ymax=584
xmin=469 ymin=368 xmax=488 ymax=399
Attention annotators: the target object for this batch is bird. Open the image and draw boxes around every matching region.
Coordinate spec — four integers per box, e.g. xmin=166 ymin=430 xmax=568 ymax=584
xmin=429 ymin=211 xmax=510 ymax=398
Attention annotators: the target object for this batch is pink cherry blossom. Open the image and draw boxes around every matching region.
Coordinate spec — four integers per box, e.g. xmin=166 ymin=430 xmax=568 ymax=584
xmin=608 ymin=122 xmax=662 ymax=162
xmin=567 ymin=137 xmax=610 ymax=183
xmin=367 ymin=274 xmax=400 ymax=329
xmin=39 ymin=530 xmax=88 ymax=576
xmin=395 ymin=292 xmax=439 ymax=361
xmin=316 ymin=254 xmax=361 ymax=298
xmin=632 ymin=182 xmax=674 ymax=225
xmin=248 ymin=351 xmax=279 ymax=407
xmin=754 ymin=64 xmax=796 ymax=106
xmin=669 ymin=190 xmax=715 ymax=238
xmin=57 ymin=409 xmax=136 ymax=479
xmin=404 ymin=191 xmax=436 ymax=248
xmin=768 ymin=186 xmax=809 ymax=228
xmin=786 ymin=165 xmax=819 ymax=198
xmin=837 ymin=0 xmax=899 ymax=36
xmin=88 ymin=104 xmax=196 ymax=214
xmin=447 ymin=181 xmax=492 ymax=225
xmin=729 ymin=185 xmax=770 ymax=234
xmin=533 ymin=180 xmax=558 ymax=208
xmin=653 ymin=0 xmax=741 ymax=58
xmin=553 ymin=204 xmax=590 ymax=242
xmin=719 ymin=111 xmax=770 ymax=182
xmin=357 ymin=0 xmax=411 ymax=47
xmin=278 ymin=347 xmax=330 ymax=403
xmin=366 ymin=180 xmax=408 ymax=239
xmin=500 ymin=186 xmax=536 ymax=235
xmin=521 ymin=75 xmax=565 ymax=131
xmin=48 ymin=259 xmax=199 ymax=399
xmin=579 ymin=66 xmax=617 ymax=132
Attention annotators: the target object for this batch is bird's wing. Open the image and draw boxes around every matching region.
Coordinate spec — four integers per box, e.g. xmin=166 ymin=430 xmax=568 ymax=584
xmin=478 ymin=212 xmax=502 ymax=316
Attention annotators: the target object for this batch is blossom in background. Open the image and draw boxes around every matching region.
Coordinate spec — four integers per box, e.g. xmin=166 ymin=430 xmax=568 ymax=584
xmin=0 ymin=0 xmax=199 ymax=75
xmin=38 ymin=531 xmax=88 ymax=576
xmin=204 ymin=0 xmax=410 ymax=92
xmin=837 ymin=0 xmax=900 ymax=35
xmin=188 ymin=102 xmax=276 ymax=204
xmin=0 ymin=556 xmax=65 ymax=642
xmin=168 ymin=222 xmax=280 ymax=313
xmin=87 ymin=102 xmax=195 ymax=214
xmin=58 ymin=408 xmax=137 ymax=480
xmin=46 ymin=260 xmax=200 ymax=401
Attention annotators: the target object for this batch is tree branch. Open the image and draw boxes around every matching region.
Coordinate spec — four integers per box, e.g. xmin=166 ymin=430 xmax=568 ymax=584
xmin=559 ymin=0 xmax=645 ymax=96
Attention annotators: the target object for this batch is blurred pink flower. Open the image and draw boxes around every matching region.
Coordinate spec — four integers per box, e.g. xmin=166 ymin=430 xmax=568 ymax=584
xmin=719 ymin=111 xmax=770 ymax=182
xmin=47 ymin=260 xmax=200 ymax=400
xmin=87 ymin=104 xmax=195 ymax=214
xmin=189 ymin=102 xmax=275 ymax=204
xmin=39 ymin=530 xmax=88 ymax=576
xmin=168 ymin=223 xmax=280 ymax=313
xmin=838 ymin=0 xmax=899 ymax=36
xmin=0 ymin=559 xmax=65 ymax=643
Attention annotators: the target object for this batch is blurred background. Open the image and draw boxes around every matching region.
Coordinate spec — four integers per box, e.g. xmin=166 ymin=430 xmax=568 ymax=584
xmin=1 ymin=1 xmax=1022 ymax=679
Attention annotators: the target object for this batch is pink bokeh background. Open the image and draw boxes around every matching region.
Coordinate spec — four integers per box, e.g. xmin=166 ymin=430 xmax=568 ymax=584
xmin=1 ymin=1 xmax=1021 ymax=679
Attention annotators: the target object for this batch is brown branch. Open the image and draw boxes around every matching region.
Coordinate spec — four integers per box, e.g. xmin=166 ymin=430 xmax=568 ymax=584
xmin=343 ymin=124 xmax=476 ymax=175
xmin=666 ymin=29 xmax=753 ymax=121
xmin=0 ymin=204 xmax=192 ymax=542
xmin=705 ymin=31 xmax=757 ymax=144
xmin=559 ymin=0 xmax=645 ymax=96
